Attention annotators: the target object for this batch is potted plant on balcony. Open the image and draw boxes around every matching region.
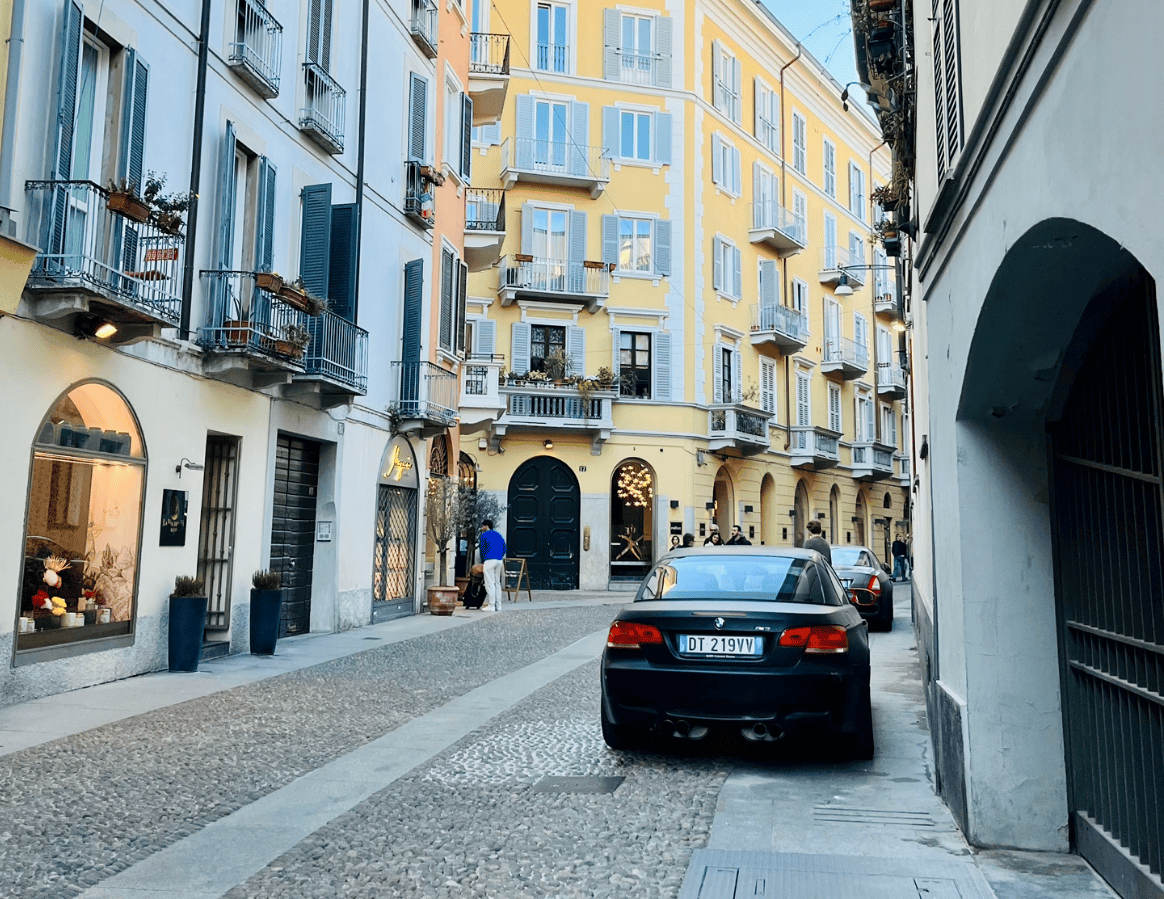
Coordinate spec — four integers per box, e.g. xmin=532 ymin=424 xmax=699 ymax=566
xmin=249 ymin=569 xmax=283 ymax=655
xmin=142 ymin=173 xmax=194 ymax=236
xmin=278 ymin=277 xmax=328 ymax=315
xmin=272 ymin=323 xmax=312 ymax=359
xmin=255 ymin=271 xmax=284 ymax=294
xmin=168 ymin=575 xmax=207 ymax=672
xmin=106 ymin=179 xmax=151 ymax=223
xmin=544 ymin=347 xmax=569 ymax=384
xmin=873 ymin=218 xmax=902 ymax=257
xmin=425 ymin=476 xmax=462 ymax=615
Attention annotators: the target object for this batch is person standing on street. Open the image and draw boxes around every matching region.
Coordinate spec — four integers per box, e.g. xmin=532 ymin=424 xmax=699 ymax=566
xmin=681 ymin=533 xmax=696 ymax=547
xmin=703 ymin=525 xmax=721 ymax=545
xmin=726 ymin=524 xmax=751 ymax=545
xmin=804 ymin=520 xmax=831 ymax=564
xmin=892 ymin=533 xmax=910 ymax=582
xmin=479 ymin=520 xmax=506 ymax=612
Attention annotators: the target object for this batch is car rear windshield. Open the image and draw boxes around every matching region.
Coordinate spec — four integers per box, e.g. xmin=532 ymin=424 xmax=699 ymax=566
xmin=637 ymin=556 xmax=842 ymax=605
xmin=830 ymin=547 xmax=867 ymax=567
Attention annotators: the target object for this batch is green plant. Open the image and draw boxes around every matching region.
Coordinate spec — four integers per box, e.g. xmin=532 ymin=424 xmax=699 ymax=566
xmin=619 ymin=367 xmax=639 ymax=397
xmin=284 ymin=323 xmax=312 ymax=350
xmin=595 ymin=366 xmax=615 ymax=388
xmin=252 ymin=569 xmax=282 ymax=590
xmin=171 ymin=575 xmax=205 ymax=597
xmin=107 ymin=177 xmax=140 ymax=198
xmin=143 ymin=171 xmax=193 ymax=234
xmin=425 ymin=476 xmax=461 ymax=586
xmin=544 ymin=347 xmax=569 ymax=380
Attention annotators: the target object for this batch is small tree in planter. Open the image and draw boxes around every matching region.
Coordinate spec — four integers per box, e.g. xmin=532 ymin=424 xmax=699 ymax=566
xmin=425 ymin=476 xmax=462 ymax=615
xmin=250 ymin=569 xmax=283 ymax=654
xmin=169 ymin=575 xmax=207 ymax=672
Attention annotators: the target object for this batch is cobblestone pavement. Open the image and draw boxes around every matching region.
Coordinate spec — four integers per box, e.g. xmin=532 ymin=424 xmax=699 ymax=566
xmin=0 ymin=605 xmax=623 ymax=899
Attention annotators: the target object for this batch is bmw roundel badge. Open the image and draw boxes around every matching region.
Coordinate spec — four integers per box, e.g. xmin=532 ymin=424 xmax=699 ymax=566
xmin=714 ymin=617 xmax=725 ymax=630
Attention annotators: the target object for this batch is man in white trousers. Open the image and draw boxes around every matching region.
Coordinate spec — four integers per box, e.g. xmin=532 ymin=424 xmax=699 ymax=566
xmin=478 ymin=519 xmax=506 ymax=612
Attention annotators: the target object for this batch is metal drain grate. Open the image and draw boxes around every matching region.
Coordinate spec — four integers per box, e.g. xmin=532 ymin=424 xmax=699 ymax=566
xmin=530 ymin=775 xmax=625 ymax=794
xmin=814 ymin=806 xmax=938 ymax=827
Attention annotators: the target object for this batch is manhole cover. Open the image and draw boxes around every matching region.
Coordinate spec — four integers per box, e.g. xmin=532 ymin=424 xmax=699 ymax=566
xmin=814 ymin=806 xmax=937 ymax=827
xmin=531 ymin=775 xmax=624 ymax=794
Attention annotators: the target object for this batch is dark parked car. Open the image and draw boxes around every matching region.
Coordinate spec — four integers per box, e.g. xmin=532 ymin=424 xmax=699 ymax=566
xmin=600 ymin=546 xmax=874 ymax=758
xmin=830 ymin=545 xmax=894 ymax=631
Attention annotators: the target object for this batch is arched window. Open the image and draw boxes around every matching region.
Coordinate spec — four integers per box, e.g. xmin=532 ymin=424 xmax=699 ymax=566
xmin=429 ymin=435 xmax=450 ymax=477
xmin=610 ymin=459 xmax=655 ymax=580
xmin=883 ymin=492 xmax=892 ymax=508
xmin=18 ymin=383 xmax=145 ymax=656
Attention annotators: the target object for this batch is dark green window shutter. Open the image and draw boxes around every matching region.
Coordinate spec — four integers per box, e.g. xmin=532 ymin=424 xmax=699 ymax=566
xmin=461 ymin=93 xmax=472 ymax=180
xmin=255 ymin=157 xmax=277 ymax=272
xmin=328 ymin=202 xmax=358 ymax=321
xmin=50 ymin=0 xmax=83 ymax=255
xmin=299 ymin=182 xmax=333 ymax=297
xmin=119 ymin=50 xmax=149 ymax=192
xmin=456 ymin=260 xmax=468 ymax=354
xmin=439 ymin=246 xmax=454 ymax=351
xmin=402 ymin=258 xmax=423 ymax=365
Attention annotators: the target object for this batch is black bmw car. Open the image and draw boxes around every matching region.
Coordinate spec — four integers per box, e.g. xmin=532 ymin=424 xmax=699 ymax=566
xmin=829 ymin=545 xmax=894 ymax=631
xmin=600 ymin=546 xmax=874 ymax=758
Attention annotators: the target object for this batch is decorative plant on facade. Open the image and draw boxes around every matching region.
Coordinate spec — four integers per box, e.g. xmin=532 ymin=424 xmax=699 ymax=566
xmin=544 ymin=347 xmax=570 ymax=381
xmin=143 ymin=172 xmax=193 ymax=234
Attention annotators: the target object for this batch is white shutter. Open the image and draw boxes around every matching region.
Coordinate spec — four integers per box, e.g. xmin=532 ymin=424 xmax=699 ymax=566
xmin=712 ymin=237 xmax=723 ymax=291
xmin=760 ymin=358 xmax=775 ymax=414
xmin=603 ymin=8 xmax=620 ymax=81
xmin=654 ymin=331 xmax=672 ymax=400
xmin=473 ymin=318 xmax=496 ymax=356
xmin=828 ymin=384 xmax=841 ymax=432
xmin=711 ymin=134 xmax=722 ymax=186
xmin=713 ymin=344 xmax=724 ymax=403
xmin=731 ymin=145 xmax=741 ymax=195
xmin=731 ymin=55 xmax=742 ymax=123
xmin=567 ymin=325 xmax=585 ymax=377
xmin=796 ymin=369 xmax=810 ymax=426
xmin=732 ymin=245 xmax=741 ymax=298
xmin=824 ymin=213 xmax=837 ymax=268
xmin=854 ymin=313 xmax=868 ymax=350
xmin=759 ymin=259 xmax=777 ymax=305
xmin=712 ymin=39 xmax=723 ymax=110
xmin=610 ymin=327 xmax=621 ymax=384
xmin=511 ymin=322 xmax=531 ymax=374
xmin=732 ymin=348 xmax=742 ymax=403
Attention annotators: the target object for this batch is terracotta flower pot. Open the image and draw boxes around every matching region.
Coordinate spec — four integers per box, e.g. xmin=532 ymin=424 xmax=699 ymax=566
xmin=107 ymin=191 xmax=150 ymax=223
xmin=427 ymin=586 xmax=459 ymax=616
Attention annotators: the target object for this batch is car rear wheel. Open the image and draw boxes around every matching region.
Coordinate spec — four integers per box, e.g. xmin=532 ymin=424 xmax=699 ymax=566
xmin=852 ymin=691 xmax=875 ymax=760
xmin=601 ymin=703 xmax=644 ymax=750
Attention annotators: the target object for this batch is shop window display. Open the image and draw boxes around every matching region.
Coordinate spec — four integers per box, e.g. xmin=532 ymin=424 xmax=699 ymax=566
xmin=17 ymin=383 xmax=145 ymax=650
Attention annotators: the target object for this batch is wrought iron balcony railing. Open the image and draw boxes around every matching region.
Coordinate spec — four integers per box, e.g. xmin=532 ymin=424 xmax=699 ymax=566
xmin=824 ymin=337 xmax=869 ymax=372
xmin=199 ymin=270 xmax=308 ymax=361
xmin=410 ymin=0 xmax=438 ymax=57
xmin=462 ymin=354 xmax=505 ymax=398
xmin=469 ymin=32 xmax=510 ymax=75
xmin=303 ymin=311 xmax=368 ymax=394
xmin=300 ymin=62 xmax=345 ymax=154
xmin=499 ymin=255 xmax=610 ymax=304
xmin=616 ymin=49 xmax=663 ymax=85
xmin=502 ymin=137 xmax=610 ymax=187
xmin=228 ymin=0 xmax=282 ymax=98
xmin=392 ymin=360 xmax=458 ymax=426
xmin=751 ymin=302 xmax=808 ymax=345
xmin=820 ymin=245 xmax=866 ymax=283
xmin=465 ymin=188 xmax=504 ymax=232
xmin=25 ymin=179 xmax=183 ymax=327
xmin=403 ymin=160 xmax=435 ymax=228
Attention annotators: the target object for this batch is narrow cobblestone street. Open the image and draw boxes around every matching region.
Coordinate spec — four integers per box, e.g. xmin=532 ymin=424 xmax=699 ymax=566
xmin=0 ymin=591 xmax=1113 ymax=899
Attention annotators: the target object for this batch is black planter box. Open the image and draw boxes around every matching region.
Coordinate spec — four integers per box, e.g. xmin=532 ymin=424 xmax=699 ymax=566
xmin=168 ymin=595 xmax=208 ymax=672
xmin=250 ymin=588 xmax=284 ymax=655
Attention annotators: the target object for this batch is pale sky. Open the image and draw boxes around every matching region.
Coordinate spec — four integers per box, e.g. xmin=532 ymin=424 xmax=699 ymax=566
xmin=756 ymin=0 xmax=861 ymax=95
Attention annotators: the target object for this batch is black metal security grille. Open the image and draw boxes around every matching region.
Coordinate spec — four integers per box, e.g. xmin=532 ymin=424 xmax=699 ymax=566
xmin=197 ymin=436 xmax=239 ymax=630
xmin=271 ymin=436 xmax=320 ymax=637
xmin=373 ymin=484 xmax=417 ymax=621
xmin=1050 ymin=276 xmax=1164 ymax=899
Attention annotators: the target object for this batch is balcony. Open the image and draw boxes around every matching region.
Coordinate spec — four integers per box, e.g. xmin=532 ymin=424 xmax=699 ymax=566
xmin=877 ymin=362 xmax=907 ymax=399
xmin=750 ymin=302 xmax=808 ymax=355
xmin=403 ymin=161 xmax=437 ymax=229
xmin=409 ymin=0 xmax=438 ymax=58
xmin=228 ymin=0 xmax=282 ymax=98
xmin=299 ymin=62 xmax=345 ymax=154
xmin=894 ymin=452 xmax=911 ymax=485
xmin=493 ymin=381 xmax=617 ymax=453
xmin=498 ymin=255 xmax=610 ymax=313
xmin=819 ymin=246 xmax=865 ymax=287
xmin=789 ymin=426 xmax=840 ymax=470
xmin=873 ymin=291 xmax=899 ymax=317
xmin=749 ymin=201 xmax=806 ymax=256
xmin=708 ymin=404 xmax=773 ymax=456
xmin=468 ymin=33 xmax=510 ymax=125
xmin=200 ymin=270 xmax=309 ymax=389
xmin=821 ymin=337 xmax=868 ymax=380
xmin=614 ymin=49 xmax=665 ymax=86
xmin=464 ymin=188 xmax=505 ymax=271
xmin=501 ymin=137 xmax=610 ymax=198
xmin=458 ymin=354 xmax=506 ymax=433
xmin=851 ymin=441 xmax=896 ymax=481
xmin=281 ymin=311 xmax=369 ymax=408
xmin=391 ymin=361 xmax=457 ymax=438
xmin=24 ymin=180 xmax=183 ymax=343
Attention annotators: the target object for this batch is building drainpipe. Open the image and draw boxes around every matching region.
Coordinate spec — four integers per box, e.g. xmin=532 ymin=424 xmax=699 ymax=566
xmin=779 ymin=44 xmax=801 ymax=450
xmin=178 ymin=0 xmax=213 ymax=336
xmin=0 ymin=0 xmax=27 ymax=228
xmin=867 ymin=139 xmax=886 ymax=441
xmin=352 ymin=0 xmax=369 ymax=321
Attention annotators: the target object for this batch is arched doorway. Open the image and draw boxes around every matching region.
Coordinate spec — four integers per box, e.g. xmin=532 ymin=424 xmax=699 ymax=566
xmin=793 ymin=480 xmax=810 ymax=546
xmin=372 ymin=437 xmax=419 ymax=622
xmin=828 ymin=485 xmax=840 ymax=543
xmin=454 ymin=452 xmax=477 ymax=579
xmin=507 ymin=456 xmax=579 ymax=589
xmin=854 ymin=491 xmax=867 ymax=547
xmin=760 ymin=474 xmax=777 ymax=545
xmin=713 ymin=467 xmax=734 ymax=533
xmin=609 ymin=459 xmax=655 ymax=581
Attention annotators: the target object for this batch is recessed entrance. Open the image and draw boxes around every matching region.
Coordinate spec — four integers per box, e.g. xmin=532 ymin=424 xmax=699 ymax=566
xmin=507 ymin=456 xmax=579 ymax=589
xmin=609 ymin=459 xmax=655 ymax=581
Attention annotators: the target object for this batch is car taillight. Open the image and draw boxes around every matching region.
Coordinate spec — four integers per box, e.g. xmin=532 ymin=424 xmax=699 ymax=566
xmin=777 ymin=625 xmax=849 ymax=654
xmin=867 ymin=574 xmax=881 ymax=595
xmin=607 ymin=621 xmax=664 ymax=648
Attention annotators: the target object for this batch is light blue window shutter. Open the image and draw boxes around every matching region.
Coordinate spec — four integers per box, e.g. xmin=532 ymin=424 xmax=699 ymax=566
xmin=521 ymin=202 xmax=534 ymax=256
xmin=732 ymin=348 xmax=743 ymax=402
xmin=255 ymin=157 xmax=277 ymax=273
xmin=654 ymin=331 xmax=671 ymax=400
xmin=457 ymin=261 xmax=468 ymax=354
xmin=712 ymin=237 xmax=722 ymax=291
xmin=753 ymin=76 xmax=763 ymax=141
xmin=759 ymin=259 xmax=777 ymax=305
xmin=654 ymin=112 xmax=671 ymax=164
xmin=711 ymin=134 xmax=722 ymax=186
xmin=656 ymin=17 xmax=672 ymax=87
xmin=484 ymin=122 xmax=501 ymax=145
xmin=610 ymin=327 xmax=621 ymax=383
xmin=713 ymin=344 xmax=723 ymax=403
xmin=655 ymin=219 xmax=671 ymax=276
xmin=511 ymin=322 xmax=531 ymax=374
xmin=554 ymin=8 xmax=567 ymax=68
xmin=408 ymin=73 xmax=427 ymax=161
xmin=732 ymin=56 xmax=742 ymax=123
xmin=299 ymin=182 xmax=333 ymax=297
xmin=515 ymin=94 xmax=533 ymax=169
xmin=569 ymin=101 xmax=589 ymax=176
xmin=711 ymin=39 xmax=722 ymax=110
xmin=50 ymin=0 xmax=83 ymax=255
xmin=215 ymin=121 xmax=237 ymax=271
xmin=603 ymin=106 xmax=619 ymax=159
xmin=569 ymin=209 xmax=586 ymax=292
xmin=473 ymin=318 xmax=495 ymax=356
xmin=602 ymin=214 xmax=618 ymax=266
xmin=401 ymin=258 xmax=423 ymax=366
xmin=119 ymin=50 xmax=149 ymax=193
xmin=328 ymin=202 xmax=358 ymax=321
xmin=567 ymin=325 xmax=585 ymax=377
xmin=603 ymin=9 xmax=619 ymax=80
xmin=732 ymin=146 xmax=741 ymax=195
xmin=732 ymin=245 xmax=742 ymax=298
xmin=461 ymin=94 xmax=472 ymax=179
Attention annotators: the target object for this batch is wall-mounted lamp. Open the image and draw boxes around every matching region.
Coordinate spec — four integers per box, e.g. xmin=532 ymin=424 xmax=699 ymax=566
xmin=705 ymin=501 xmax=716 ymax=511
xmin=788 ymin=509 xmax=797 ymax=518
xmin=743 ymin=504 xmax=753 ymax=513
xmin=669 ymin=500 xmax=679 ymax=509
xmin=892 ymin=319 xmax=908 ymax=333
xmin=817 ymin=512 xmax=827 ymax=519
xmin=75 ymin=313 xmax=118 ymax=341
xmin=176 ymin=457 xmax=204 ymax=478
xmin=543 ymin=439 xmax=554 ymax=450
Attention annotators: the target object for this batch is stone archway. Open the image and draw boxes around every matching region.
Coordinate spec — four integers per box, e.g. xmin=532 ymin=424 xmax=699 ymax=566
xmin=854 ymin=490 xmax=867 ymax=547
xmin=760 ymin=473 xmax=777 ymax=545
xmin=793 ymin=479 xmax=810 ymax=547
xmin=712 ymin=466 xmax=734 ymax=534
xmin=828 ymin=485 xmax=841 ymax=544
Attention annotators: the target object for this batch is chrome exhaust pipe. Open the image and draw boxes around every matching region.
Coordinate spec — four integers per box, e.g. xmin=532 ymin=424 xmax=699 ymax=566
xmin=741 ymin=722 xmax=783 ymax=742
xmin=687 ymin=724 xmax=709 ymax=740
xmin=674 ymin=719 xmax=690 ymax=737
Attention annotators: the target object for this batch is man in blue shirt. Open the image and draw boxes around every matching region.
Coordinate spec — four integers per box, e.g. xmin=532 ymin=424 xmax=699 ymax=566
xmin=478 ymin=519 xmax=506 ymax=611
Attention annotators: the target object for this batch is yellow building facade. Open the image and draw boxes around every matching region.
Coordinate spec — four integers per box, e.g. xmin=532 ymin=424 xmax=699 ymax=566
xmin=461 ymin=0 xmax=908 ymax=590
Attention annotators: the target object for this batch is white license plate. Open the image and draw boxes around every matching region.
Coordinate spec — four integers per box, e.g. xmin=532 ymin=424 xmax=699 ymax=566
xmin=678 ymin=634 xmax=762 ymax=656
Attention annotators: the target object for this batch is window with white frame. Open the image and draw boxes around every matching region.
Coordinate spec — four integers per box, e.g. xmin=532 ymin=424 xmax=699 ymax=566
xmin=856 ymin=392 xmax=874 ymax=441
xmin=849 ymin=162 xmax=866 ymax=221
xmin=824 ymin=212 xmax=838 ymax=268
xmin=603 ymin=106 xmax=671 ymax=166
xmin=714 ymin=343 xmax=740 ymax=403
xmin=618 ymin=216 xmax=652 ymax=272
xmin=874 ymin=248 xmax=889 ymax=297
xmin=792 ymin=278 xmax=809 ymax=328
xmin=712 ymin=40 xmax=741 ymax=123
xmin=620 ymin=13 xmax=652 ymax=83
xmin=713 ymin=236 xmax=741 ymax=299
xmin=535 ymin=1 xmax=569 ymax=73
xmin=620 ymin=108 xmax=651 ymax=161
xmin=823 ymin=139 xmax=836 ymax=197
xmin=754 ymin=77 xmax=779 ymax=153
xmin=824 ymin=296 xmax=841 ymax=350
xmin=711 ymin=133 xmax=741 ymax=195
xmin=828 ymin=383 xmax=842 ymax=433
xmin=602 ymin=10 xmax=671 ymax=87
xmin=602 ymin=213 xmax=670 ymax=277
xmin=849 ymin=231 xmax=865 ymax=269
xmin=792 ymin=111 xmax=806 ymax=174
xmin=439 ymin=245 xmax=467 ymax=353
xmin=882 ymin=404 xmax=897 ymax=446
xmin=760 ymin=357 xmax=776 ymax=415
